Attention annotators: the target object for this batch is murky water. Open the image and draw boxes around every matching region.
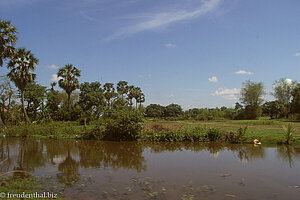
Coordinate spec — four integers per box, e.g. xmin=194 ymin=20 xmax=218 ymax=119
xmin=0 ymin=138 xmax=299 ymax=200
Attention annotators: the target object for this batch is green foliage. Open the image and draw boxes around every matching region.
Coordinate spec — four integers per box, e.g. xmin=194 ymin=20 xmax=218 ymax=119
xmin=116 ymin=80 xmax=128 ymax=99
xmin=145 ymin=104 xmax=165 ymax=118
xmin=46 ymin=89 xmax=59 ymax=118
xmin=103 ymin=108 xmax=144 ymax=141
xmin=84 ymin=122 xmax=106 ymax=140
xmin=224 ymin=127 xmax=247 ymax=143
xmin=243 ymin=105 xmax=262 ymax=120
xmin=282 ymin=124 xmax=295 ymax=145
xmin=56 ymin=105 xmax=82 ymax=121
xmin=7 ymin=48 xmax=39 ymax=123
xmin=262 ymin=100 xmax=284 ymax=119
xmin=273 ymin=78 xmax=296 ymax=118
xmin=78 ymin=81 xmax=105 ymax=118
xmin=204 ymin=127 xmax=222 ymax=141
xmin=24 ymin=82 xmax=46 ymax=121
xmin=291 ymin=83 xmax=300 ymax=118
xmin=0 ymin=19 xmax=18 ymax=66
xmin=164 ymin=104 xmax=183 ymax=117
xmin=0 ymin=176 xmax=41 ymax=196
xmin=57 ymin=64 xmax=81 ymax=111
xmin=103 ymin=83 xmax=116 ymax=109
xmin=240 ymin=80 xmax=265 ymax=107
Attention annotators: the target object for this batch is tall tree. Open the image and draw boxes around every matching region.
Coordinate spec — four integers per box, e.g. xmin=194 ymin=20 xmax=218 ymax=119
xmin=0 ymin=75 xmax=16 ymax=126
xmin=273 ymin=78 xmax=296 ymax=118
xmin=103 ymin=83 xmax=116 ymax=109
xmin=240 ymin=80 xmax=265 ymax=106
xmin=79 ymin=82 xmax=105 ymax=129
xmin=136 ymin=90 xmax=145 ymax=108
xmin=291 ymin=83 xmax=300 ymax=118
xmin=0 ymin=19 xmax=17 ymax=66
xmin=127 ymin=85 xmax=135 ymax=106
xmin=116 ymin=81 xmax=128 ymax=100
xmin=240 ymin=80 xmax=265 ymax=119
xmin=7 ymin=48 xmax=38 ymax=123
xmin=57 ymin=64 xmax=81 ymax=112
xmin=46 ymin=87 xmax=59 ymax=119
xmin=24 ymin=82 xmax=46 ymax=121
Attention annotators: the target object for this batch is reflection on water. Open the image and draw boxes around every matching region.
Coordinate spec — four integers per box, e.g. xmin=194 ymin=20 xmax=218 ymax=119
xmin=0 ymin=138 xmax=300 ymax=199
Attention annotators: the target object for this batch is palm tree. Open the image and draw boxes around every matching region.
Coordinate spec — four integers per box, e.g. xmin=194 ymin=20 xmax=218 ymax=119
xmin=127 ymin=85 xmax=135 ymax=107
xmin=57 ymin=64 xmax=81 ymax=112
xmin=7 ymin=48 xmax=38 ymax=123
xmin=116 ymin=81 xmax=128 ymax=100
xmin=133 ymin=87 xmax=145 ymax=109
xmin=103 ymin=83 xmax=116 ymax=109
xmin=137 ymin=92 xmax=145 ymax=108
xmin=0 ymin=19 xmax=18 ymax=66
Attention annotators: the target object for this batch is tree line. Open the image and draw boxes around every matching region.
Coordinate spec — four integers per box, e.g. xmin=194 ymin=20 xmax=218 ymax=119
xmin=0 ymin=19 xmax=145 ymax=127
xmin=1 ymin=18 xmax=299 ymax=126
xmin=145 ymin=79 xmax=300 ymax=120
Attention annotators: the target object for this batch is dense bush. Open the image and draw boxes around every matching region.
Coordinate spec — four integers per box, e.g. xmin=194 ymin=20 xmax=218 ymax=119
xmin=103 ymin=108 xmax=144 ymax=141
xmin=224 ymin=127 xmax=247 ymax=143
xmin=204 ymin=128 xmax=222 ymax=141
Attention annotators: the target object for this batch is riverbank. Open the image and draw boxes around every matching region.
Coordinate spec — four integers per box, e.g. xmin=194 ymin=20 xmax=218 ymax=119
xmin=1 ymin=119 xmax=300 ymax=144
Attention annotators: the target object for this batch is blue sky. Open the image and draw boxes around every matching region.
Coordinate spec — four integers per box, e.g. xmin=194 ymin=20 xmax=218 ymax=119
xmin=1 ymin=0 xmax=300 ymax=109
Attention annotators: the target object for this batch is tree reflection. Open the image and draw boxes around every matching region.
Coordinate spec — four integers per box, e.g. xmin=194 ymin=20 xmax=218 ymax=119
xmin=78 ymin=141 xmax=146 ymax=172
xmin=56 ymin=143 xmax=80 ymax=186
xmin=7 ymin=138 xmax=46 ymax=178
xmin=226 ymin=144 xmax=265 ymax=162
xmin=277 ymin=145 xmax=300 ymax=168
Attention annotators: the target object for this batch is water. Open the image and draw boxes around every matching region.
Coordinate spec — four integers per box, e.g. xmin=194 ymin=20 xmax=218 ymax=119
xmin=0 ymin=138 xmax=299 ymax=200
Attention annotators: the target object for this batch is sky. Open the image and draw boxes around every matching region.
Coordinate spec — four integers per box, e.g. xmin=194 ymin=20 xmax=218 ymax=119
xmin=1 ymin=0 xmax=300 ymax=109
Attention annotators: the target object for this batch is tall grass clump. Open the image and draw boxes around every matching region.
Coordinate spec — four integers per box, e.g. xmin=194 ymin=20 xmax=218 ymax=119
xmin=204 ymin=127 xmax=222 ymax=141
xmin=282 ymin=124 xmax=295 ymax=145
xmin=224 ymin=126 xmax=248 ymax=143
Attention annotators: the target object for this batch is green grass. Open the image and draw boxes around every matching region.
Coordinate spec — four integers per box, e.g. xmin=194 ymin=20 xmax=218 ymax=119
xmin=143 ymin=119 xmax=300 ymax=144
xmin=0 ymin=175 xmax=64 ymax=200
xmin=1 ymin=119 xmax=300 ymax=144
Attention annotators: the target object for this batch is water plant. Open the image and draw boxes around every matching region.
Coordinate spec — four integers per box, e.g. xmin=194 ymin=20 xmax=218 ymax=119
xmin=282 ymin=123 xmax=295 ymax=145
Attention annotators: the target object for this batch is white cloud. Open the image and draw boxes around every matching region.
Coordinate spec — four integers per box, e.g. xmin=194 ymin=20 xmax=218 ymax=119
xmin=273 ymin=78 xmax=294 ymax=88
xmin=235 ymin=70 xmax=253 ymax=75
xmin=165 ymin=43 xmax=176 ymax=48
xmin=285 ymin=78 xmax=292 ymax=84
xmin=208 ymin=76 xmax=218 ymax=83
xmin=294 ymin=52 xmax=300 ymax=57
xmin=51 ymin=74 xmax=62 ymax=82
xmin=106 ymin=0 xmax=222 ymax=40
xmin=48 ymin=65 xmax=59 ymax=69
xmin=211 ymin=88 xmax=240 ymax=100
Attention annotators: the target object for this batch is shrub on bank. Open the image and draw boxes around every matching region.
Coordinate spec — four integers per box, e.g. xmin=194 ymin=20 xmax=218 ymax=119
xmin=224 ymin=127 xmax=248 ymax=143
xmin=141 ymin=125 xmax=249 ymax=143
xmin=103 ymin=108 xmax=144 ymax=141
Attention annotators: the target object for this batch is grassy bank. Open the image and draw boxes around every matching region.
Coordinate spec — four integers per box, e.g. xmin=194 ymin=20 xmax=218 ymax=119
xmin=1 ymin=119 xmax=300 ymax=144
xmin=143 ymin=119 xmax=300 ymax=144
xmin=0 ymin=175 xmax=64 ymax=200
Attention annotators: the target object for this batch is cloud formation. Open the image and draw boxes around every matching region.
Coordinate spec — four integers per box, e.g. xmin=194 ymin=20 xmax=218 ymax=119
xmin=208 ymin=76 xmax=218 ymax=82
xmin=165 ymin=43 xmax=176 ymax=48
xmin=107 ymin=0 xmax=222 ymax=40
xmin=235 ymin=70 xmax=253 ymax=75
xmin=294 ymin=51 xmax=300 ymax=57
xmin=51 ymin=74 xmax=62 ymax=82
xmin=211 ymin=88 xmax=240 ymax=100
xmin=48 ymin=65 xmax=59 ymax=69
